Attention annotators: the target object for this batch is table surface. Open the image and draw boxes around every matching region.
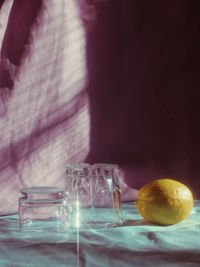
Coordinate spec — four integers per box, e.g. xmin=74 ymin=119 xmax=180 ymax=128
xmin=0 ymin=201 xmax=200 ymax=267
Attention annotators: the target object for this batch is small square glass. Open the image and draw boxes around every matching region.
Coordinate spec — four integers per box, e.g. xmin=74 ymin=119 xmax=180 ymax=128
xmin=65 ymin=163 xmax=122 ymax=229
xmin=19 ymin=186 xmax=69 ymax=232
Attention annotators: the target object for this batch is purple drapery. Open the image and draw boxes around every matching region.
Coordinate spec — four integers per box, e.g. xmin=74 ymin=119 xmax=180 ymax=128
xmin=0 ymin=0 xmax=200 ymax=214
xmin=84 ymin=0 xmax=200 ymax=198
xmin=0 ymin=0 xmax=91 ymax=214
xmin=0 ymin=0 xmax=136 ymax=214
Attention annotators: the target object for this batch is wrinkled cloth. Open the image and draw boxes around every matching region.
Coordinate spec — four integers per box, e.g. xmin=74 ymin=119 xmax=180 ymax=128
xmin=0 ymin=0 xmax=90 ymax=214
xmin=0 ymin=0 xmax=137 ymax=215
xmin=0 ymin=201 xmax=200 ymax=266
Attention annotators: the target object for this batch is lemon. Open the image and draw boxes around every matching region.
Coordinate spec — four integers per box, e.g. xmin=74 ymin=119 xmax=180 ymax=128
xmin=135 ymin=179 xmax=194 ymax=225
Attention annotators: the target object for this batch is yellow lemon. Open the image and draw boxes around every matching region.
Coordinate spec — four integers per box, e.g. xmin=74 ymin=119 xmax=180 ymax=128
xmin=135 ymin=179 xmax=194 ymax=225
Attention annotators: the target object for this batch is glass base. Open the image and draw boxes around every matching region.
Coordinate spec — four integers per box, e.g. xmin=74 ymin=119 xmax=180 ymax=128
xmin=69 ymin=207 xmax=122 ymax=230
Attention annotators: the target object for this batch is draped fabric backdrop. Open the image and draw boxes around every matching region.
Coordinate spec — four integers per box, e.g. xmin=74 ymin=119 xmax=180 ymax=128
xmin=0 ymin=0 xmax=91 ymax=214
xmin=0 ymin=0 xmax=136 ymax=214
xmin=84 ymin=0 xmax=200 ymax=198
xmin=0 ymin=0 xmax=200 ymax=214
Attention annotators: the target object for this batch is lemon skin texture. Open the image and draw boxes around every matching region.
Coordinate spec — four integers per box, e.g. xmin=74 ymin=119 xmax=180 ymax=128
xmin=135 ymin=179 xmax=194 ymax=225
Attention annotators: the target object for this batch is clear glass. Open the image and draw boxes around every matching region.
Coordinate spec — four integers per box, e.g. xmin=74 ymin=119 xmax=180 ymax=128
xmin=65 ymin=163 xmax=121 ymax=229
xmin=19 ymin=186 xmax=69 ymax=231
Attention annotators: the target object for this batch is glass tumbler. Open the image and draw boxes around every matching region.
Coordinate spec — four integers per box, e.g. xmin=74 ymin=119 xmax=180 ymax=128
xmin=65 ymin=163 xmax=121 ymax=229
xmin=19 ymin=186 xmax=69 ymax=231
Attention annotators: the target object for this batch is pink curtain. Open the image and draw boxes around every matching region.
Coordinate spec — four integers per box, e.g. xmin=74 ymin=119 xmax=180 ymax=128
xmin=0 ymin=0 xmax=136 ymax=214
xmin=0 ymin=0 xmax=91 ymax=214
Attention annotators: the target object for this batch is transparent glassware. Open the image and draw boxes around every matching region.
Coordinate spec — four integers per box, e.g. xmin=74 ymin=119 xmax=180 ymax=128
xmin=19 ymin=186 xmax=69 ymax=231
xmin=65 ymin=163 xmax=121 ymax=229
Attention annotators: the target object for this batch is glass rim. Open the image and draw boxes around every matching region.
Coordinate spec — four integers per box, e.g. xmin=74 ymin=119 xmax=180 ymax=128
xmin=65 ymin=163 xmax=119 ymax=169
xmin=20 ymin=186 xmax=65 ymax=195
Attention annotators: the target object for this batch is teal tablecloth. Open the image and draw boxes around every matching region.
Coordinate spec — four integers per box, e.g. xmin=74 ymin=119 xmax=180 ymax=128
xmin=0 ymin=201 xmax=200 ymax=267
